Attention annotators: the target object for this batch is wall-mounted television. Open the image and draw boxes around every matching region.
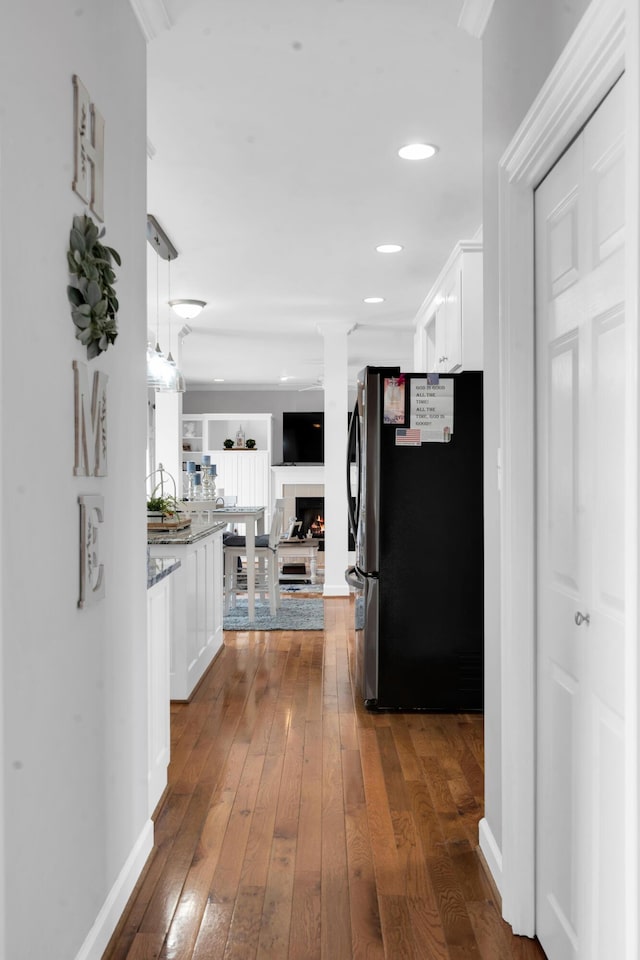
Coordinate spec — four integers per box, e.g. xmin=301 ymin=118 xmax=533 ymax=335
xmin=283 ymin=412 xmax=324 ymax=464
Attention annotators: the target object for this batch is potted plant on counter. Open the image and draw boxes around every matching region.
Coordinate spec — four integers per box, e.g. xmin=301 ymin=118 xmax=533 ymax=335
xmin=146 ymin=465 xmax=191 ymax=530
xmin=147 ymin=495 xmax=191 ymax=530
xmin=147 ymin=495 xmax=178 ymax=520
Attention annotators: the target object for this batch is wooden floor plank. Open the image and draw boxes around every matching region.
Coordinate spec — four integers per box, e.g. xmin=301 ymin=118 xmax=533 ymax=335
xmin=191 ymin=901 xmax=234 ymax=960
xmin=158 ymin=742 xmax=250 ymax=960
xmin=321 ymin=709 xmax=352 ymax=959
xmin=466 ymin=901 xmax=515 ymax=960
xmin=427 ymin=854 xmax=483 ymax=958
xmin=342 ymin=747 xmax=385 ymax=959
xmin=103 ymin=600 xmax=546 ymax=960
xmin=208 ymin=750 xmax=269 ymax=906
xmin=256 ymin=836 xmax=297 ymax=958
xmin=288 ymin=870 xmax=321 ymax=960
xmin=358 ymin=726 xmax=404 ymax=898
xmin=223 ymin=884 xmax=264 ymax=960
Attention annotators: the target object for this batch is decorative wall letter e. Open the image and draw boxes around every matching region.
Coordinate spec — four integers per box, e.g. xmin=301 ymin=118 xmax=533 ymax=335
xmin=73 ymin=360 xmax=108 ymax=476
xmin=79 ymin=495 xmax=105 ymax=607
xmin=72 ymin=75 xmax=105 ymax=222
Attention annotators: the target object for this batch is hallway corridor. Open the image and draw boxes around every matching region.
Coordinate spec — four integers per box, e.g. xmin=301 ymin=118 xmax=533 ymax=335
xmin=104 ymin=598 xmax=545 ymax=959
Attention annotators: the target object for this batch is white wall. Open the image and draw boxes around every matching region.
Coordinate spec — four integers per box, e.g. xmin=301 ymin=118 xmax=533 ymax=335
xmin=0 ymin=4 xmax=148 ymax=958
xmin=481 ymin=0 xmax=590 ymax=861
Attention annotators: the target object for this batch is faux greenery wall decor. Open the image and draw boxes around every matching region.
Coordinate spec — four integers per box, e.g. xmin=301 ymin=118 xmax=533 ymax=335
xmin=67 ymin=214 xmax=122 ymax=360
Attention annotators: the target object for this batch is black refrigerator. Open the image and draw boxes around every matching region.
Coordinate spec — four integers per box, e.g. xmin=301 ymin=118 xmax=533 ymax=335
xmin=346 ymin=366 xmax=483 ymax=711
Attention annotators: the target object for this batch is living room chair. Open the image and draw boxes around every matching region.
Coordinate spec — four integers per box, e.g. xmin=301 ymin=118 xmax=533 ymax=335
xmin=223 ymin=499 xmax=285 ymax=616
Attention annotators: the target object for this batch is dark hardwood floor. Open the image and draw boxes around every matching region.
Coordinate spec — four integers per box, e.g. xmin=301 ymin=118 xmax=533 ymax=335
xmin=103 ymin=596 xmax=546 ymax=959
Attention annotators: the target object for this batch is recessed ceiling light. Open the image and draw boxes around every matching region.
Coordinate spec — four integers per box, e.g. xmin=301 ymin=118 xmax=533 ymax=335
xmin=213 ymin=378 xmax=225 ymax=382
xmin=363 ymin=297 xmax=385 ymax=303
xmin=280 ymin=375 xmax=292 ymax=382
xmin=398 ymin=142 xmax=438 ymax=160
xmin=376 ymin=244 xmax=403 ymax=254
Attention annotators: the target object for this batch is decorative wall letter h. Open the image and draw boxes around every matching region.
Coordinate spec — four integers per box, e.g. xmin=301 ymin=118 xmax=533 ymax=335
xmin=72 ymin=75 xmax=105 ymax=222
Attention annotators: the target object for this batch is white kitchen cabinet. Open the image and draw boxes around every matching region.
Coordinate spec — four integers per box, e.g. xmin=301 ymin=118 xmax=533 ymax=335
xmin=414 ymin=240 xmax=483 ymax=372
xmin=146 ymin=563 xmax=176 ymax=815
xmin=148 ymin=522 xmax=225 ymax=701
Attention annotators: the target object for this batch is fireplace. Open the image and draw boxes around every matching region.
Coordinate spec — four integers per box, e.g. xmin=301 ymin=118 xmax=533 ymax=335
xmin=296 ymin=497 xmax=324 ymax=547
xmin=295 ymin=496 xmax=356 ymax=551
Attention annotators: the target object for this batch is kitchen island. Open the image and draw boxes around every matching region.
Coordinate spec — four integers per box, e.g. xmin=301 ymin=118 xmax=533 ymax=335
xmin=148 ymin=519 xmax=227 ymax=701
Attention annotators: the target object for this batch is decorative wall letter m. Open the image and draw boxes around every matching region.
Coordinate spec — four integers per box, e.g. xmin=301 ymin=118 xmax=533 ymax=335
xmin=73 ymin=360 xmax=108 ymax=477
xmin=72 ymin=75 xmax=105 ymax=222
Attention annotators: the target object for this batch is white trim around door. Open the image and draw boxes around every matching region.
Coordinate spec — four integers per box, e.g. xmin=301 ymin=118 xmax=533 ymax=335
xmin=497 ymin=0 xmax=638 ymax=952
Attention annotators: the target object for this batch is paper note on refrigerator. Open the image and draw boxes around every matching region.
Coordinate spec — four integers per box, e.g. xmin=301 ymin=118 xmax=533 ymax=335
xmin=410 ymin=378 xmax=454 ymax=442
xmin=383 ymin=376 xmax=405 ymax=424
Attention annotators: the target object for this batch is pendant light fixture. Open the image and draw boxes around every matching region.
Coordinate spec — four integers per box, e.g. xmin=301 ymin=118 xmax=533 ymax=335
xmin=146 ymin=215 xmax=200 ymax=393
xmin=147 ymin=215 xmax=179 ymax=391
xmin=147 ymin=244 xmax=176 ymax=390
xmin=165 ymin=255 xmax=186 ymax=393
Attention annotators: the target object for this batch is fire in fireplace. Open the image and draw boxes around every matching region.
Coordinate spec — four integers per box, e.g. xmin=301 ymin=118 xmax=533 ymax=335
xmin=294 ymin=496 xmax=356 ymax=552
xmin=295 ymin=497 xmax=324 ymax=541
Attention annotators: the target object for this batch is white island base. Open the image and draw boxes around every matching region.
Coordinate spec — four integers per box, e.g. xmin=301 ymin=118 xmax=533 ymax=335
xmin=148 ymin=520 xmax=226 ymax=701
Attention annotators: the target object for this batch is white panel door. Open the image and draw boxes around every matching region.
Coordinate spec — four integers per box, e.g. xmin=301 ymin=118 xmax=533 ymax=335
xmin=535 ymin=76 xmax=625 ymax=960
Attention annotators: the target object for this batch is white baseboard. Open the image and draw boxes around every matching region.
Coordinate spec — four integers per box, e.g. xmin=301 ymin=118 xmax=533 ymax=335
xmin=74 ymin=819 xmax=154 ymax=960
xmin=322 ymin=583 xmax=350 ymax=597
xmin=478 ymin=817 xmax=503 ymax=896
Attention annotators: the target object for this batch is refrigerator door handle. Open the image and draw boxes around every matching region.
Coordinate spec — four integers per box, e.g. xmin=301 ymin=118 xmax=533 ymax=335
xmin=346 ymin=402 xmax=360 ymax=543
xmin=345 ymin=564 xmax=362 ymax=589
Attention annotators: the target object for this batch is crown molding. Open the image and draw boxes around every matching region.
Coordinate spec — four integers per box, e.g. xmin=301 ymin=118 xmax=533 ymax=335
xmin=458 ymin=0 xmax=496 ymax=38
xmin=128 ymin=0 xmax=172 ymax=42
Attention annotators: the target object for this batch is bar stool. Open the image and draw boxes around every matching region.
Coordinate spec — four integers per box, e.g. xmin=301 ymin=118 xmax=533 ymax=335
xmin=223 ymin=499 xmax=285 ymax=617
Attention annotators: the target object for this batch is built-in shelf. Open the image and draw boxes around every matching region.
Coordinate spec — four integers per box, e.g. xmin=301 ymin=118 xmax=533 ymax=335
xmin=182 ymin=413 xmax=273 ymax=511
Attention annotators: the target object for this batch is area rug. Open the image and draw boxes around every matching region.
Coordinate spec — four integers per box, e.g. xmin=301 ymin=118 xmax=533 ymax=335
xmin=280 ymin=583 xmax=324 ymax=595
xmin=223 ymin=597 xmax=324 ymax=631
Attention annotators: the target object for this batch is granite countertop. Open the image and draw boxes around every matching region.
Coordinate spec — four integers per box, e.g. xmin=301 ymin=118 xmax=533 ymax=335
xmin=147 ymin=519 xmax=228 ymax=546
xmin=147 ymin=557 xmax=181 ymax=589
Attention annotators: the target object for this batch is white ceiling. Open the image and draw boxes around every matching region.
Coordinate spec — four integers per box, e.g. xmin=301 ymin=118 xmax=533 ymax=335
xmin=144 ymin=0 xmax=483 ymax=390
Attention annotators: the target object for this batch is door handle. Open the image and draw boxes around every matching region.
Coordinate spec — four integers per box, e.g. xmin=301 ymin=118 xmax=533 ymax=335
xmin=346 ymin=403 xmax=359 ymax=542
xmin=574 ymin=611 xmax=590 ymax=626
xmin=345 ymin=565 xmax=362 ymax=589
